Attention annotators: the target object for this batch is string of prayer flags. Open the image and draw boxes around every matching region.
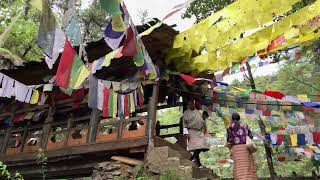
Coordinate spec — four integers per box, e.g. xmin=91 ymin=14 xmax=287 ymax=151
xmin=103 ymin=4 xmax=129 ymax=49
xmin=56 ymin=39 xmax=76 ymax=89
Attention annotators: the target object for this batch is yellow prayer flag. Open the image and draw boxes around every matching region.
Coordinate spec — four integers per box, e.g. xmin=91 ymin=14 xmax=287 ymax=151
xmin=290 ymin=134 xmax=298 ymax=147
xmin=74 ymin=65 xmax=90 ymax=89
xmin=112 ymin=15 xmax=126 ymax=32
xmin=102 ymin=50 xmax=117 ymax=67
xmin=113 ymin=92 xmax=117 ymax=118
xmin=30 ymin=90 xmax=40 ymax=104
xmin=139 ymin=22 xmax=162 ymax=37
xmin=297 ymin=94 xmax=309 ymax=102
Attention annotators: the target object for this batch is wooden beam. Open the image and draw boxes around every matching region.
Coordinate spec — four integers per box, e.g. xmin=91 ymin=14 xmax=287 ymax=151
xmin=87 ymin=108 xmax=100 ymax=144
xmin=0 ymin=137 xmax=148 ymax=163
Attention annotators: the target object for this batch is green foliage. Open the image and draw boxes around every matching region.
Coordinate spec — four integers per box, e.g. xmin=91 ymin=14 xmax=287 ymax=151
xmin=182 ymin=0 xmax=234 ymax=22
xmin=231 ymin=60 xmax=320 ymax=95
xmin=0 ymin=161 xmax=24 ymax=180
xmin=36 ymin=148 xmax=47 ymax=180
xmin=0 ymin=0 xmax=42 ymax=61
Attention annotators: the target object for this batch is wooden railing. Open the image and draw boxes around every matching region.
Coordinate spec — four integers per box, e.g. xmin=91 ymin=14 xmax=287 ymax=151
xmin=156 ymin=119 xmax=183 ymax=139
xmin=0 ymin=99 xmax=149 ymax=159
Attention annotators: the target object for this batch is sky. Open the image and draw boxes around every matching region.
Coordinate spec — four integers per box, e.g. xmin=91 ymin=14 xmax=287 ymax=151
xmin=123 ymin=0 xmax=196 ymax=32
xmin=81 ymin=0 xmax=196 ymax=32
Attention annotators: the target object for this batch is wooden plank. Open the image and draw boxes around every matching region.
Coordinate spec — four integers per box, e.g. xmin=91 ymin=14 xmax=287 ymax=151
xmin=0 ymin=137 xmax=148 ymax=163
xmin=111 ymin=156 xmax=143 ymax=165
xmin=159 ymin=124 xmax=180 ymax=129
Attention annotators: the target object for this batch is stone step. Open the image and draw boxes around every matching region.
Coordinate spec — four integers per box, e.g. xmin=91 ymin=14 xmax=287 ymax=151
xmin=192 ymin=166 xmax=219 ymax=180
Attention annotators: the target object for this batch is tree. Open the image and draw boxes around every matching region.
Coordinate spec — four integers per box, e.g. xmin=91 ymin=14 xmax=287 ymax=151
xmin=138 ymin=10 xmax=150 ymax=24
xmin=182 ymin=0 xmax=234 ymax=22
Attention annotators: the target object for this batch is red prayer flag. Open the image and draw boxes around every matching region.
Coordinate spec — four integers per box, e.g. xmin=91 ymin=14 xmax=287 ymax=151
xmin=313 ymin=132 xmax=320 ymax=144
xmin=121 ymin=27 xmax=137 ymax=56
xmin=262 ymin=110 xmax=271 ymax=116
xmin=267 ymin=40 xmax=276 ymax=52
xmin=263 ymin=90 xmax=285 ymax=99
xmin=137 ymin=89 xmax=144 ymax=107
xmin=275 ymin=35 xmax=285 ymax=45
xmin=124 ymin=95 xmax=129 ymax=117
xmin=295 ymin=52 xmax=301 ymax=59
xmin=277 ymin=134 xmax=283 ymax=145
xmin=102 ymin=88 xmax=110 ymax=117
xmin=179 ymin=73 xmax=197 ymax=85
xmin=56 ymin=40 xmax=75 ymax=88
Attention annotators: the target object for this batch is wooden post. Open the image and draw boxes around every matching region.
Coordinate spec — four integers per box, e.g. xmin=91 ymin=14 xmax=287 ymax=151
xmin=41 ymin=106 xmax=55 ymax=149
xmin=246 ymin=62 xmax=277 ymax=179
xmin=19 ymin=123 xmax=30 ymax=152
xmin=1 ymin=105 xmax=16 ymax=154
xmin=87 ymin=108 xmax=100 ymax=144
xmin=64 ymin=113 xmax=73 ymax=146
xmin=147 ymin=82 xmax=159 ymax=145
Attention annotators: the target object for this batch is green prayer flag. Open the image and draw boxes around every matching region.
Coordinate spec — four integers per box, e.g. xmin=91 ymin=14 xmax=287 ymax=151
xmin=134 ymin=43 xmax=144 ymax=66
xmin=99 ymin=0 xmax=121 ymax=15
xmin=66 ymin=16 xmax=81 ymax=46
xmin=69 ymin=55 xmax=83 ymax=89
xmin=283 ymin=135 xmax=290 ymax=147
xmin=108 ymin=91 xmax=114 ymax=116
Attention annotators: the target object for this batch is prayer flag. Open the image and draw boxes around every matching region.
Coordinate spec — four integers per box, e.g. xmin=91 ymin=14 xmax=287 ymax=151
xmin=263 ymin=90 xmax=285 ymax=99
xmin=297 ymin=134 xmax=306 ymax=146
xmin=179 ymin=73 xmax=197 ymax=85
xmin=121 ymin=27 xmax=137 ymax=56
xmin=30 ymin=90 xmax=40 ymax=104
xmin=102 ymin=50 xmax=118 ymax=67
xmin=313 ymin=132 xmax=320 ymax=144
xmin=69 ymin=55 xmax=83 ymax=89
xmin=113 ymin=92 xmax=117 ymax=118
xmin=102 ymin=88 xmax=110 ymax=117
xmin=99 ymin=0 xmax=121 ymax=15
xmin=37 ymin=0 xmax=57 ymax=58
xmin=112 ymin=14 xmax=126 ymax=32
xmin=74 ymin=65 xmax=90 ymax=89
xmin=124 ymin=94 xmax=129 ymax=117
xmin=134 ymin=43 xmax=144 ymax=66
xmin=66 ymin=16 xmax=81 ymax=46
xmin=56 ymin=40 xmax=75 ymax=89
xmin=277 ymin=134 xmax=283 ymax=145
xmin=88 ymin=75 xmax=98 ymax=108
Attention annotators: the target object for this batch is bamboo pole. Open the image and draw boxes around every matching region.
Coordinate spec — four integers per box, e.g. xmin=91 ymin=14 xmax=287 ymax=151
xmin=246 ymin=61 xmax=277 ymax=179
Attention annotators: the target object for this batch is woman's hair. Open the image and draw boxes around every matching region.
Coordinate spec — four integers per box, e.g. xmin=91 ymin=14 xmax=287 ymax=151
xmin=231 ymin=112 xmax=240 ymax=121
xmin=231 ymin=112 xmax=241 ymax=131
